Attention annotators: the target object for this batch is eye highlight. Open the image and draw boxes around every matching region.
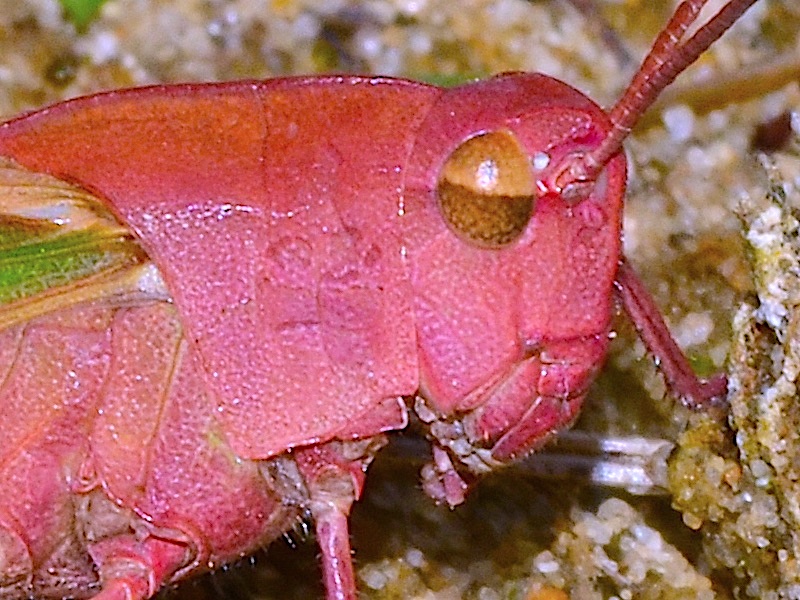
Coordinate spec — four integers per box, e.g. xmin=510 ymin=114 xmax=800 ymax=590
xmin=437 ymin=129 xmax=535 ymax=247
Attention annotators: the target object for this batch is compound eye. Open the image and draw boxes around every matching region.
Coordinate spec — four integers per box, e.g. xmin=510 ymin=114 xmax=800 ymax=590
xmin=437 ymin=129 xmax=535 ymax=247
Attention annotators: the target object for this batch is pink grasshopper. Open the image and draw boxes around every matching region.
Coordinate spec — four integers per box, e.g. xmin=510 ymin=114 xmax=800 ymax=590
xmin=0 ymin=1 xmax=756 ymax=598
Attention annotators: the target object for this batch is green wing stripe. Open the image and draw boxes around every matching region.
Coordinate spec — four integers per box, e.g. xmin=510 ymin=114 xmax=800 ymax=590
xmin=0 ymin=219 xmax=147 ymax=306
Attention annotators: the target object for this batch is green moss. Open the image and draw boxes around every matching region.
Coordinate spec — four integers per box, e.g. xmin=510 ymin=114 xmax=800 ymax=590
xmin=59 ymin=0 xmax=107 ymax=29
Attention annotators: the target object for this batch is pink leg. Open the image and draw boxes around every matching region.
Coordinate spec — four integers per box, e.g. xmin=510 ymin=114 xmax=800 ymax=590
xmin=295 ymin=441 xmax=382 ymax=600
xmin=315 ymin=504 xmax=357 ymax=600
xmin=615 ymin=259 xmax=727 ymax=408
xmin=88 ymin=535 xmax=189 ymax=600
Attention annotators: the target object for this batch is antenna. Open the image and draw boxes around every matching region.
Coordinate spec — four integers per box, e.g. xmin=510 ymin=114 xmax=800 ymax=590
xmin=557 ymin=0 xmax=759 ymax=194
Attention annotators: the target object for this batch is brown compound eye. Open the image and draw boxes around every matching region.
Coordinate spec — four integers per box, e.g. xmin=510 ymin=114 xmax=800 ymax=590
xmin=437 ymin=129 xmax=535 ymax=247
